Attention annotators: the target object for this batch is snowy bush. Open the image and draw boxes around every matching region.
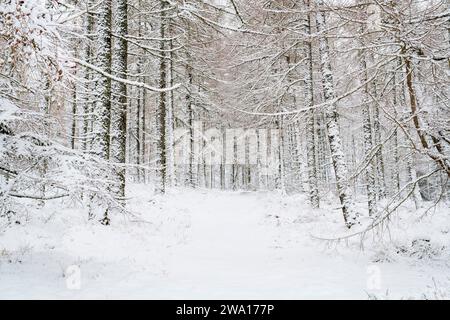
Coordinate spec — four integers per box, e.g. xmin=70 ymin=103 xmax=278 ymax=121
xmin=396 ymin=238 xmax=447 ymax=260
xmin=0 ymin=120 xmax=125 ymax=227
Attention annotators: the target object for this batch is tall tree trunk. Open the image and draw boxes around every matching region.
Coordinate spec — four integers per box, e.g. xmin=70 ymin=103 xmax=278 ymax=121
xmin=371 ymin=86 xmax=387 ymax=199
xmin=136 ymin=84 xmax=142 ymax=182
xmin=403 ymin=51 xmax=450 ymax=177
xmin=358 ymin=24 xmax=377 ymax=216
xmin=166 ymin=30 xmax=175 ymax=188
xmin=315 ymin=0 xmax=359 ymax=228
xmin=392 ymin=61 xmax=401 ymax=193
xmin=277 ymin=118 xmax=286 ymax=194
xmin=155 ymin=0 xmax=168 ymax=194
xmin=82 ymin=0 xmax=94 ymax=152
xmin=304 ymin=0 xmax=319 ymax=208
xmin=397 ymin=57 xmax=423 ymax=204
xmin=71 ymin=78 xmax=77 ymax=150
xmin=186 ymin=66 xmax=195 ymax=187
xmin=141 ymin=82 xmax=147 ymax=183
xmin=93 ymin=0 xmax=112 ymax=224
xmin=110 ymin=0 xmax=128 ymax=198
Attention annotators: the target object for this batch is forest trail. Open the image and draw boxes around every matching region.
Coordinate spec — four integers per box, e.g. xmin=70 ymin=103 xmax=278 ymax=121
xmin=0 ymin=188 xmax=448 ymax=299
xmin=157 ymin=190 xmax=335 ymax=299
xmin=165 ymin=192 xmax=277 ymax=295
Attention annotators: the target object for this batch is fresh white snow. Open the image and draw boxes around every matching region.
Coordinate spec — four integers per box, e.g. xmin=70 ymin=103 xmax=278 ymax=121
xmin=0 ymin=185 xmax=449 ymax=299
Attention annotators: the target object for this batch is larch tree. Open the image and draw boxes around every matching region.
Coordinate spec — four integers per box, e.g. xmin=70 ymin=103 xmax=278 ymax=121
xmin=314 ymin=0 xmax=359 ymax=228
xmin=110 ymin=0 xmax=129 ymax=199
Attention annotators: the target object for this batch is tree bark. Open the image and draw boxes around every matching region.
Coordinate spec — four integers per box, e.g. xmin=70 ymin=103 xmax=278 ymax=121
xmin=155 ymin=0 xmax=168 ymax=194
xmin=93 ymin=0 xmax=112 ymax=225
xmin=110 ymin=0 xmax=128 ymax=198
xmin=315 ymin=0 xmax=359 ymax=228
xmin=304 ymin=0 xmax=319 ymax=208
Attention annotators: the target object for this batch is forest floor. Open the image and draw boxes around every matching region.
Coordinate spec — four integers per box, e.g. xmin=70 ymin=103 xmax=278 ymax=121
xmin=0 ymin=184 xmax=449 ymax=299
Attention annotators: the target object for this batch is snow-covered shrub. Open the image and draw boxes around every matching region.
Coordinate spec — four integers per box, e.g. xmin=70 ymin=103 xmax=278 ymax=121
xmin=370 ymin=249 xmax=397 ymax=263
xmin=0 ymin=110 xmax=124 ymax=227
xmin=0 ymin=245 xmax=31 ymax=265
xmin=367 ymin=279 xmax=449 ymax=300
xmin=396 ymin=238 xmax=446 ymax=260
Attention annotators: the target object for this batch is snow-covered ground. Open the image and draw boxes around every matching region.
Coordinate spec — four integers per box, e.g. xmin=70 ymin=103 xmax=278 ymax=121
xmin=0 ymin=185 xmax=449 ymax=299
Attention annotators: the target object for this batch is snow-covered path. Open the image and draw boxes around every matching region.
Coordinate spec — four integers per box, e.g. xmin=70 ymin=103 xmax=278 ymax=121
xmin=164 ymin=191 xmax=280 ymax=298
xmin=152 ymin=191 xmax=449 ymax=299
xmin=0 ymin=188 xmax=449 ymax=299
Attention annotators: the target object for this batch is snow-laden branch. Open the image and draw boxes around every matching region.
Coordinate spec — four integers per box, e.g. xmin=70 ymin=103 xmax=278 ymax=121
xmin=57 ymin=0 xmax=104 ymax=24
xmin=71 ymin=58 xmax=180 ymax=93
xmin=228 ymin=63 xmax=381 ymax=117
xmin=310 ymin=169 xmax=441 ymax=242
